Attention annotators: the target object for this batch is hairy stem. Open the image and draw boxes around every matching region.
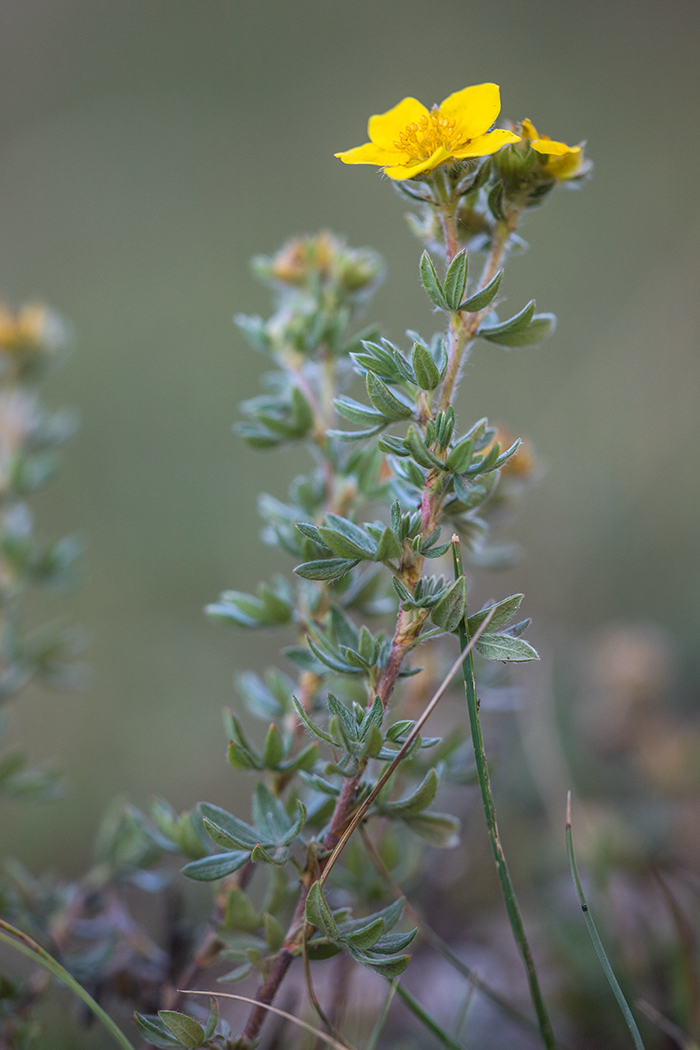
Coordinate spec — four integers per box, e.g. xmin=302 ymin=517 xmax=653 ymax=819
xmin=452 ymin=538 xmax=556 ymax=1050
xmin=437 ymin=206 xmax=520 ymax=413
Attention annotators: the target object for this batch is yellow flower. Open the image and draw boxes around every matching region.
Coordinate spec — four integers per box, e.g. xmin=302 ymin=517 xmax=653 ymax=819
xmin=0 ymin=303 xmax=50 ymax=351
xmin=520 ymin=118 xmax=587 ymax=180
xmin=335 ymin=84 xmax=520 ymax=181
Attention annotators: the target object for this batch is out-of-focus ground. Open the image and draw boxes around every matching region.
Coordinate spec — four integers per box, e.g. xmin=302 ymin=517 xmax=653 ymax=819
xmin=1 ymin=1 xmax=700 ymax=1045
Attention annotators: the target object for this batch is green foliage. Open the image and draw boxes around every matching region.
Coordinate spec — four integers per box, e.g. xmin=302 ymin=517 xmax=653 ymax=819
xmin=0 ymin=124 xmax=595 ymax=1050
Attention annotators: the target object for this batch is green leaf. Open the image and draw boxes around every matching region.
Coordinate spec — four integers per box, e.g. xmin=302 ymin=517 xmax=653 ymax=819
xmin=430 ymin=576 xmax=467 ymax=633
xmin=352 ymin=952 xmax=411 ymax=978
xmin=199 ymin=803 xmax=260 ymax=849
xmin=403 ymin=812 xmax=461 ymax=848
xmin=290 ymin=385 xmax=314 ymax=433
xmin=294 ymin=557 xmax=359 ymax=581
xmin=482 ymin=313 xmax=556 ymax=347
xmin=405 ymin=425 xmax=443 ymax=470
xmin=419 ymin=251 xmax=449 ymax=309
xmin=223 ymin=888 xmax=260 ymax=933
xmin=443 ymin=248 xmax=469 ymax=310
xmin=292 ymin=697 xmax=335 ymax=745
xmin=280 ymin=741 xmax=319 ymax=773
xmin=318 ymin=528 xmax=374 ymax=561
xmin=374 ymin=526 xmax=403 ymax=563
xmin=379 ymin=768 xmax=438 ymax=817
xmin=226 ymin=739 xmax=260 ymax=771
xmin=305 ymin=881 xmax=339 ymax=940
xmin=218 ymin=961 xmax=254 ymax=983
xmin=263 ymin=912 xmax=285 ymax=953
xmin=411 ymin=344 xmax=441 ymax=390
xmin=263 ymin=724 xmax=286 ymax=769
xmin=467 ymin=594 xmax=523 ymax=634
xmin=344 ymin=917 xmax=385 ymax=950
xmin=202 ymin=999 xmax=219 ymax=1042
xmin=134 ymin=1014 xmax=184 ymax=1048
xmin=459 ymin=268 xmax=503 ymax=312
xmin=370 ymin=928 xmax=418 ymax=954
xmin=478 ymin=299 xmax=535 ymax=338
xmin=327 ymin=424 xmax=384 ymax=441
xmin=366 ymin=372 xmax=413 ymax=421
xmin=251 ymin=842 xmax=290 ymax=865
xmin=488 ymin=180 xmax=505 ymax=221
xmin=252 ymin=783 xmax=292 ymax=843
xmin=181 ymin=851 xmax=250 ymax=882
xmin=445 ymin=437 xmax=473 ymax=474
xmin=159 ymin=1011 xmax=206 ymax=1048
xmin=334 ymin=396 xmax=386 ymax=426
xmin=475 ymin=633 xmax=540 ymax=662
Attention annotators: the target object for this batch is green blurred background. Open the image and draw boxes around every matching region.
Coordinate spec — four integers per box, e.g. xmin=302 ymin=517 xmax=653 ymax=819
xmin=1 ymin=0 xmax=699 ymax=877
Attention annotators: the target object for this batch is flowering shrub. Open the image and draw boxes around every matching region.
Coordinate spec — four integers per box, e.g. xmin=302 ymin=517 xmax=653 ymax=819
xmin=5 ymin=82 xmax=660 ymax=1050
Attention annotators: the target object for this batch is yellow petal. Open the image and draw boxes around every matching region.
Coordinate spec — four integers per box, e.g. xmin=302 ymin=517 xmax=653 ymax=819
xmin=521 ymin=118 xmax=539 ymax=140
xmin=530 ymin=138 xmax=574 ymax=157
xmin=439 ymin=83 xmax=501 ymax=141
xmin=383 ymin=146 xmax=452 ymax=181
xmin=335 ymin=142 xmax=396 ymax=166
xmin=451 ymin=128 xmax=520 ymax=159
xmin=546 ymin=148 xmax=585 ymax=180
xmin=368 ymin=97 xmax=430 ymax=149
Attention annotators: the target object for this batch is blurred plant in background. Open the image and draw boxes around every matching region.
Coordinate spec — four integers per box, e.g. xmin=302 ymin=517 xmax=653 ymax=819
xmin=2 ymin=75 xmax=700 ymax=1050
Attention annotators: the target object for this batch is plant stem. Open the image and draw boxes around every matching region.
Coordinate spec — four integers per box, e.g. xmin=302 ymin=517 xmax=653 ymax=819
xmin=452 ymin=538 xmax=557 ymax=1050
xmin=566 ymin=794 xmax=646 ymax=1050
xmin=437 ymin=205 xmax=520 ymax=413
xmin=0 ymin=920 xmax=136 ymax=1050
xmin=393 ymin=982 xmax=465 ymax=1050
xmin=358 ymin=825 xmax=545 ymax=1042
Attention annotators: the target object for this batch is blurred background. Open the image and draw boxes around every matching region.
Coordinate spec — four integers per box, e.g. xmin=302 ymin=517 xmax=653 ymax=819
xmin=1 ymin=0 xmax=700 ymax=1042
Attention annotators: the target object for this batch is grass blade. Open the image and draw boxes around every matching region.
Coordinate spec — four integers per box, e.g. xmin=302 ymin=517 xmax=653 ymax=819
xmin=566 ymin=793 xmax=646 ymax=1050
xmin=394 ymin=981 xmax=465 ymax=1050
xmin=0 ymin=919 xmax=136 ymax=1050
xmin=365 ymin=979 xmax=398 ymax=1050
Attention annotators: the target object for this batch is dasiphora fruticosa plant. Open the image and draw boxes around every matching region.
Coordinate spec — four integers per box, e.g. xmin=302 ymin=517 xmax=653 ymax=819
xmin=0 ymin=82 xmax=590 ymax=1050
xmin=133 ymin=83 xmax=590 ymax=1050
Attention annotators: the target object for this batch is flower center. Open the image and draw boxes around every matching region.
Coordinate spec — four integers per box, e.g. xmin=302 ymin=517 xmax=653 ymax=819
xmin=393 ymin=105 xmax=461 ymax=162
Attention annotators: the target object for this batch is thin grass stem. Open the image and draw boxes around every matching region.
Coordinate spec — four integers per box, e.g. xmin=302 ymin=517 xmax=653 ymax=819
xmin=452 ymin=538 xmax=557 ymax=1050
xmin=0 ymin=919 xmax=136 ymax=1050
xmin=365 ymin=979 xmax=398 ymax=1050
xmin=393 ymin=981 xmax=465 ymax=1050
xmin=566 ymin=793 xmax=646 ymax=1050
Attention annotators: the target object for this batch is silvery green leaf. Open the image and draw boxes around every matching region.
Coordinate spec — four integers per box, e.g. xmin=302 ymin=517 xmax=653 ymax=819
xmin=483 ymin=313 xmax=556 ymax=347
xmin=402 ymin=811 xmax=461 ymax=848
xmin=459 ymin=268 xmax=503 ymax=311
xmin=430 ymin=576 xmax=467 ymax=633
xmin=477 ymin=299 xmax=535 ymax=338
xmin=379 ymin=768 xmax=438 ymax=817
xmin=181 ymin=851 xmax=250 ymax=882
xmin=411 ymin=343 xmax=441 ymax=390
xmin=443 ymin=248 xmax=469 ymax=309
xmin=366 ymin=372 xmax=413 ymax=420
xmin=475 ymin=632 xmax=539 ymax=662
xmin=468 ymin=594 xmax=523 ymax=634
xmin=199 ymin=803 xmax=260 ymax=849
xmin=294 ymin=557 xmax=359 ymax=581
xmin=419 ymin=251 xmax=449 ymax=309
xmin=133 ymin=1013 xmax=184 ymax=1048
xmin=305 ymin=881 xmax=339 ymax=940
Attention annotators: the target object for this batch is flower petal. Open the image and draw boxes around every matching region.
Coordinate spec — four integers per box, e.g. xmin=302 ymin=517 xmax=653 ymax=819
xmin=452 ymin=128 xmax=521 ymax=159
xmin=530 ymin=138 xmax=574 ymax=157
xmin=521 ymin=118 xmax=539 ymax=140
xmin=383 ymin=146 xmax=452 ymax=181
xmin=368 ymin=97 xmax=430 ymax=149
xmin=335 ymin=142 xmax=396 ymax=166
xmin=440 ymin=83 xmax=501 ymax=141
